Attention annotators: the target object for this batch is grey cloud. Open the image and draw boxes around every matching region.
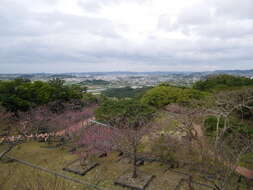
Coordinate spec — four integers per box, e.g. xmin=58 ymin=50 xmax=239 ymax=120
xmin=212 ymin=0 xmax=253 ymax=20
xmin=159 ymin=0 xmax=253 ymax=39
xmin=78 ymin=0 xmax=150 ymax=12
xmin=0 ymin=0 xmax=120 ymax=39
xmin=196 ymin=20 xmax=253 ymax=39
xmin=176 ymin=3 xmax=213 ymax=26
xmin=0 ymin=0 xmax=253 ymax=73
xmin=78 ymin=0 xmax=119 ymax=12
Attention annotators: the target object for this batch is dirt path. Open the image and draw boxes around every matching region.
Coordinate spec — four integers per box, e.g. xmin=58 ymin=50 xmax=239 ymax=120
xmin=193 ymin=123 xmax=253 ymax=179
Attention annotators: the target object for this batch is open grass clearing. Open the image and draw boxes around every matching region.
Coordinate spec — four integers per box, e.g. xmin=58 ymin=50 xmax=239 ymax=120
xmin=0 ymin=142 xmax=205 ymax=190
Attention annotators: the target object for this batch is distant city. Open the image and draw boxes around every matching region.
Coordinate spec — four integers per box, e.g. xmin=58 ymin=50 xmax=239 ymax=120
xmin=1 ymin=69 xmax=253 ymax=94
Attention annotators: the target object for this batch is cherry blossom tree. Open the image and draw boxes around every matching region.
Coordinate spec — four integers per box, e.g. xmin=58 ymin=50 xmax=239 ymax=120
xmin=93 ymin=99 xmax=156 ymax=178
xmin=0 ymin=107 xmax=15 ymax=144
xmin=17 ymin=104 xmax=96 ymax=143
xmin=77 ymin=123 xmax=116 ymax=164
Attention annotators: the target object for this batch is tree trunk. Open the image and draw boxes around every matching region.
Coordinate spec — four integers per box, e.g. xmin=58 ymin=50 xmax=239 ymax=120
xmin=236 ymin=176 xmax=241 ymax=190
xmin=245 ymin=179 xmax=251 ymax=190
xmin=188 ymin=175 xmax=194 ymax=190
xmin=187 ymin=136 xmax=194 ymax=190
xmin=215 ymin=116 xmax=220 ymax=149
xmin=132 ymin=146 xmax=137 ymax=178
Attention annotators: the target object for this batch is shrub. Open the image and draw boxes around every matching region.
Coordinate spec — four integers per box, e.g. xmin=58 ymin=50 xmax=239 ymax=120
xmin=141 ymin=85 xmax=206 ymax=108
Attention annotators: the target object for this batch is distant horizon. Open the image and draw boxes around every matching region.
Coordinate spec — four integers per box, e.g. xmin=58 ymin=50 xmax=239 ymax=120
xmin=1 ymin=68 xmax=253 ymax=75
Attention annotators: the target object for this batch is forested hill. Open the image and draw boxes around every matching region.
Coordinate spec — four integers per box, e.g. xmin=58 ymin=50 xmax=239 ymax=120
xmin=0 ymin=78 xmax=87 ymax=113
xmin=102 ymin=86 xmax=151 ymax=99
xmin=193 ymin=74 xmax=253 ymax=91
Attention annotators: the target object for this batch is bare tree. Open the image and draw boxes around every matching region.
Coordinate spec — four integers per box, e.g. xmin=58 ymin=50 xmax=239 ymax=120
xmin=115 ymin=119 xmax=155 ymax=178
xmin=81 ymin=99 xmax=156 ymax=179
xmin=0 ymin=107 xmax=15 ymax=143
xmin=165 ymin=104 xmax=206 ymax=190
xmin=208 ymin=88 xmax=253 ymax=147
xmin=16 ymin=103 xmax=96 ymax=144
xmin=163 ymin=89 xmax=253 ymax=190
xmin=202 ymin=89 xmax=253 ymax=190
xmin=166 ymin=98 xmax=253 ymax=189
xmin=77 ymin=122 xmax=116 ymax=164
xmin=77 ymin=118 xmax=155 ymax=179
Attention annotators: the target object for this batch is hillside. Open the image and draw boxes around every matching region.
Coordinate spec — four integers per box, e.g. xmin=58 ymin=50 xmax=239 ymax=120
xmin=1 ymin=75 xmax=253 ymax=190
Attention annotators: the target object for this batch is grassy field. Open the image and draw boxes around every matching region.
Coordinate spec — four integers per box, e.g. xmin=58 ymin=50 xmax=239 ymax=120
xmin=0 ymin=142 xmax=80 ymax=190
xmin=0 ymin=114 xmax=251 ymax=190
xmin=0 ymin=142 xmax=217 ymax=190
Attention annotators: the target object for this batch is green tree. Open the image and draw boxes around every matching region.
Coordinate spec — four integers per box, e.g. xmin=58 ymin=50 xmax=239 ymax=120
xmin=96 ymin=99 xmax=155 ymax=127
xmin=141 ymin=85 xmax=205 ymax=108
xmin=0 ymin=78 xmax=85 ymax=113
xmin=102 ymin=86 xmax=151 ymax=99
xmin=95 ymin=99 xmax=156 ymax=178
xmin=193 ymin=74 xmax=253 ymax=91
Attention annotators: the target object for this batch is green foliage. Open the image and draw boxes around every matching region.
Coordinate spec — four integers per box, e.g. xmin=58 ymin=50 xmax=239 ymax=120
xmin=233 ymin=123 xmax=253 ymax=137
xmin=204 ymin=116 xmax=225 ymax=136
xmin=204 ymin=116 xmax=253 ymax=137
xmin=95 ymin=99 xmax=156 ymax=128
xmin=102 ymin=86 xmax=151 ymax=99
xmin=193 ymin=74 xmax=253 ymax=91
xmin=0 ymin=78 xmax=85 ymax=112
xmin=240 ymin=153 xmax=253 ymax=170
xmin=140 ymin=85 xmax=206 ymax=108
xmin=82 ymin=93 xmax=98 ymax=104
xmin=79 ymin=79 xmax=110 ymax=85
xmin=151 ymin=135 xmax=176 ymax=163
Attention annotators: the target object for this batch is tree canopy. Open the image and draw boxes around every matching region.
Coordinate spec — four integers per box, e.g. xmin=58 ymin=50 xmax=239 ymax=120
xmin=0 ymin=78 xmax=84 ymax=113
xmin=140 ymin=85 xmax=206 ymax=108
xmin=95 ymin=99 xmax=156 ymax=128
xmin=193 ymin=74 xmax=253 ymax=91
xmin=102 ymin=86 xmax=151 ymax=99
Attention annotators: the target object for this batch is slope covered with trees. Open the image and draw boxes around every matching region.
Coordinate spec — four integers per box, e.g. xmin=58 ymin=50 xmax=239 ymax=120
xmin=140 ymin=84 xmax=207 ymax=108
xmin=0 ymin=78 xmax=86 ymax=113
xmin=193 ymin=74 xmax=253 ymax=91
xmin=102 ymin=86 xmax=151 ymax=99
xmin=1 ymin=75 xmax=253 ymax=190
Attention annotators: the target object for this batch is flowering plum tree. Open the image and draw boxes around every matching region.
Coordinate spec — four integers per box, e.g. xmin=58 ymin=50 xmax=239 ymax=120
xmin=94 ymin=99 xmax=156 ymax=178
xmin=17 ymin=103 xmax=96 ymax=143
xmin=0 ymin=107 xmax=15 ymax=143
xmin=77 ymin=123 xmax=117 ymax=162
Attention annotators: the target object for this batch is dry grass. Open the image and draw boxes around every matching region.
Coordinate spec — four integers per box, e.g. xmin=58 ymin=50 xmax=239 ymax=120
xmin=0 ymin=142 xmax=184 ymax=190
xmin=1 ymin=140 xmax=250 ymax=190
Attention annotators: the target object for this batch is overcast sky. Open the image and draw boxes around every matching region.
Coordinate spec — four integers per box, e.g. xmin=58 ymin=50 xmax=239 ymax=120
xmin=0 ymin=0 xmax=253 ymax=73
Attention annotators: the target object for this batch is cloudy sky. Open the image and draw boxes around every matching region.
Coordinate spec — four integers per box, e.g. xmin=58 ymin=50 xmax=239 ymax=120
xmin=1 ymin=0 xmax=253 ymax=73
